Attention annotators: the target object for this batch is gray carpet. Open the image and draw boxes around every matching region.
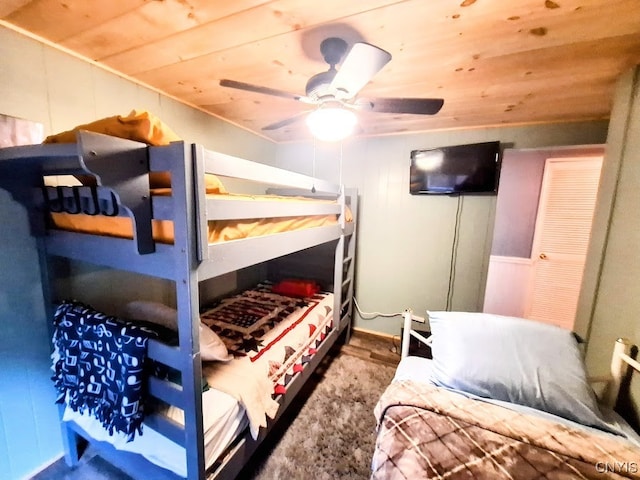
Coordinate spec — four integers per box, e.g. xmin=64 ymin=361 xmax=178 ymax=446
xmin=32 ymin=350 xmax=396 ymax=480
xmin=243 ymin=352 xmax=396 ymax=479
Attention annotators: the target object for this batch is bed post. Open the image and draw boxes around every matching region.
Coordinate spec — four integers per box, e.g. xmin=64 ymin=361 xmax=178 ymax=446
xmin=401 ymin=311 xmax=413 ymax=358
xmin=37 ymin=236 xmax=84 ymax=466
xmin=602 ymin=338 xmax=633 ymax=410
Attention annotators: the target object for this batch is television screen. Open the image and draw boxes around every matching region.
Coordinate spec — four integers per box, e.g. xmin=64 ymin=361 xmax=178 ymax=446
xmin=410 ymin=141 xmax=501 ymax=195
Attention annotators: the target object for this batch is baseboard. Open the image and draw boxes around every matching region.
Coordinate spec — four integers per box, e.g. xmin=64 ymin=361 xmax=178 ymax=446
xmin=351 ymin=327 xmax=397 ymax=341
xmin=340 ymin=343 xmax=399 ymax=366
xmin=346 ymin=328 xmax=400 ymax=366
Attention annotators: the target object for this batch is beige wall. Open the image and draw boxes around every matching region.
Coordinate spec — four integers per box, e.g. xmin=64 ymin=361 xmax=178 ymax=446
xmin=275 ymin=121 xmax=609 ymax=336
xmin=582 ymin=66 xmax=640 ymax=424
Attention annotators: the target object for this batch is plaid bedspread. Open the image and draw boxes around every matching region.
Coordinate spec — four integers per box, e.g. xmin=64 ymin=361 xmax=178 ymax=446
xmin=372 ymin=381 xmax=640 ymax=479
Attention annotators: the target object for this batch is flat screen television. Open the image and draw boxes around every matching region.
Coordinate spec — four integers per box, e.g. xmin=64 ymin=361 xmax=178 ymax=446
xmin=410 ymin=141 xmax=501 ymax=195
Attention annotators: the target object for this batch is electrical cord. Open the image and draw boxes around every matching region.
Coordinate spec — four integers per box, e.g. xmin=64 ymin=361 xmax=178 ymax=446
xmin=390 ymin=334 xmax=401 ymax=354
xmin=353 ymin=297 xmax=404 ymax=319
xmin=445 ymin=195 xmax=463 ymax=311
xmin=353 ymin=301 xmax=417 ymax=356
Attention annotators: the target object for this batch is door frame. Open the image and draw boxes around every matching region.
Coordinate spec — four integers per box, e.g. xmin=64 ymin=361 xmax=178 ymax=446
xmin=482 ymin=144 xmax=606 ymax=338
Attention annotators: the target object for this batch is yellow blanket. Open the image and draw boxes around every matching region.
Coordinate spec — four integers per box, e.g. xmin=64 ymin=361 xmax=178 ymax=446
xmin=43 ymin=109 xmax=227 ymax=193
xmin=45 ymin=110 xmax=351 ymax=244
xmin=44 ymin=109 xmax=180 ymax=148
xmin=50 ymin=193 xmax=350 ymax=244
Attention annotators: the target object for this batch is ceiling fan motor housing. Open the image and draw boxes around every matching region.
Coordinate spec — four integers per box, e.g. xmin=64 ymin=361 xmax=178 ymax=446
xmin=305 ymin=69 xmax=338 ymax=100
xmin=320 ymin=37 xmax=348 ymax=66
xmin=305 ymin=37 xmax=349 ymax=100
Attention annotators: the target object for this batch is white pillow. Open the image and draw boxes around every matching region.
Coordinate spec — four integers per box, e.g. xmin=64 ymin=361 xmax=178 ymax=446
xmin=199 ymin=322 xmax=233 ymax=362
xmin=123 ymin=300 xmax=232 ymax=362
xmin=123 ymin=300 xmax=177 ymax=330
xmin=427 ymin=311 xmax=611 ymax=431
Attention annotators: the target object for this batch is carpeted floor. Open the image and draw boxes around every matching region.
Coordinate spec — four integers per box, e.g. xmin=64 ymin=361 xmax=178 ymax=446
xmin=242 ymin=351 xmax=396 ymax=479
xmin=32 ymin=342 xmax=397 ymax=480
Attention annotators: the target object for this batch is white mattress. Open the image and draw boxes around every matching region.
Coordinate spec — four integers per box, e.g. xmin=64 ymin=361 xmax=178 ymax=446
xmin=64 ymin=387 xmax=248 ymax=477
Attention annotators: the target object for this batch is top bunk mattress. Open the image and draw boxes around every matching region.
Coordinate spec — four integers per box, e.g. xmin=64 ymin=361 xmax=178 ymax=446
xmin=49 ymin=191 xmax=351 ymax=244
xmin=0 ymin=127 xmax=355 ymax=267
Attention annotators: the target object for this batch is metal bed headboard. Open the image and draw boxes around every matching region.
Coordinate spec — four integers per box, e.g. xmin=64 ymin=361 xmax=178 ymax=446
xmin=602 ymin=338 xmax=640 ymax=409
xmin=400 ymin=312 xmax=640 ymax=417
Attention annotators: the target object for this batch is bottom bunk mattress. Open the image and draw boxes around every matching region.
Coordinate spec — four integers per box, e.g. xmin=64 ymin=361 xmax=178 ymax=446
xmin=64 ymin=387 xmax=247 ymax=477
xmin=57 ymin=284 xmax=336 ymax=477
xmin=372 ymin=375 xmax=640 ymax=479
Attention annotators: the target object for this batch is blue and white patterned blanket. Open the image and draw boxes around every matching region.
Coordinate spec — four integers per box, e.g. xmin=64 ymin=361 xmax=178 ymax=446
xmin=51 ymin=301 xmax=156 ymax=441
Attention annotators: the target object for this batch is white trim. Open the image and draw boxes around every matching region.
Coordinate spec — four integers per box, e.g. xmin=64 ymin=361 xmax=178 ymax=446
xmin=487 ymin=255 xmax=533 ymax=266
xmin=483 ymin=255 xmax=533 ymax=317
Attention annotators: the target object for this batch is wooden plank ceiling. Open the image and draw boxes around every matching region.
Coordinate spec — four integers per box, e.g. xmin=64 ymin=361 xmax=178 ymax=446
xmin=3 ymin=0 xmax=640 ymax=143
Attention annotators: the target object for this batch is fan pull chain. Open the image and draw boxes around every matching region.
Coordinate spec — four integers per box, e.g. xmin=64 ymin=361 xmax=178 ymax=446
xmin=339 ymin=141 xmax=344 ymax=187
xmin=311 ymin=137 xmax=316 ymax=193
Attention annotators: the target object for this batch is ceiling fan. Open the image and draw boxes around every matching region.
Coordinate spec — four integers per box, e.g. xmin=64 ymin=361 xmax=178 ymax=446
xmin=219 ymin=37 xmax=444 ymax=137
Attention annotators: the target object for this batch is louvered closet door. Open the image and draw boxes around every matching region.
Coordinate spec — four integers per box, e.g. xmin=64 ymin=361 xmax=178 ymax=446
xmin=525 ymin=157 xmax=603 ymax=330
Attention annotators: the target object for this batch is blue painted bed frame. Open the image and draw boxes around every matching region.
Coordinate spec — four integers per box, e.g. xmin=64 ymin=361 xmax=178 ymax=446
xmin=0 ymin=131 xmax=357 ymax=480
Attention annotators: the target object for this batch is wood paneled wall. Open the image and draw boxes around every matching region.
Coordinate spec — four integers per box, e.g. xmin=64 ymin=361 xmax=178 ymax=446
xmin=0 ymin=25 xmax=275 ymax=480
xmin=582 ymin=66 xmax=640 ymax=430
xmin=274 ymin=120 xmax=609 ymax=336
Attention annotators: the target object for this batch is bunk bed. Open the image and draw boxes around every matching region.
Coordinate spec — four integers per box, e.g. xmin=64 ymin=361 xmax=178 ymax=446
xmin=372 ymin=311 xmax=640 ymax=479
xmin=0 ymin=131 xmax=358 ymax=480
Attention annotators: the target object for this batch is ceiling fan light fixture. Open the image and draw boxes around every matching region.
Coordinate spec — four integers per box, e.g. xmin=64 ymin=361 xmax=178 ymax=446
xmin=306 ymin=106 xmax=357 ymax=142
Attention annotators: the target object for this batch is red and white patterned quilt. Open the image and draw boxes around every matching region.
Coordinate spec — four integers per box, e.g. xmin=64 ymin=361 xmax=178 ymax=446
xmin=200 ymin=284 xmax=334 ymax=438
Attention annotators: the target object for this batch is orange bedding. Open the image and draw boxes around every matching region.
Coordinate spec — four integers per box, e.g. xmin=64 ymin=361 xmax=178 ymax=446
xmin=49 ymin=192 xmax=351 ymax=244
xmin=44 ymin=112 xmax=352 ymax=244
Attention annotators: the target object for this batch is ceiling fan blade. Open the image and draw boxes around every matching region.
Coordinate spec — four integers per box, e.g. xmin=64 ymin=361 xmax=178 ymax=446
xmin=357 ymin=97 xmax=444 ymax=115
xmin=262 ymin=111 xmax=309 ymax=131
xmin=330 ymin=43 xmax=392 ymax=100
xmin=220 ymin=79 xmax=311 ymax=103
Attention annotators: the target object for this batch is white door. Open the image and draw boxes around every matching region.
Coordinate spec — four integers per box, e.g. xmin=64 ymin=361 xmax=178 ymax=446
xmin=525 ymin=156 xmax=603 ymax=329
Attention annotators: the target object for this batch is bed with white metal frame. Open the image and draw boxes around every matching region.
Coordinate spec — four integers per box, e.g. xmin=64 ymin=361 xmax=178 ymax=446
xmin=380 ymin=314 xmax=640 ymax=479
xmin=401 ymin=311 xmax=640 ymax=409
